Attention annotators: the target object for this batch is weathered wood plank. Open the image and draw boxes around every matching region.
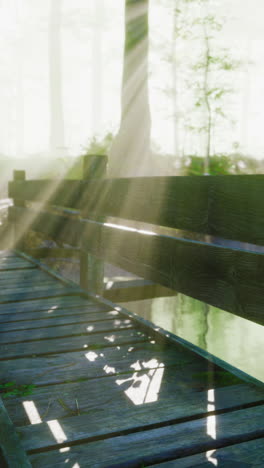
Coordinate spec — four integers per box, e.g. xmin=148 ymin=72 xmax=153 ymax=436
xmin=9 ymin=207 xmax=264 ymax=325
xmin=17 ymin=381 xmax=264 ymax=451
xmin=0 ymin=258 xmax=32 ymax=266
xmin=28 ymin=405 xmax=264 ymax=467
xmin=0 ymin=269 xmax=57 ymax=282
xmin=0 ymin=342 xmax=204 ymax=387
xmin=0 ymin=343 xmax=199 ymax=385
xmin=5 ymin=358 xmax=262 ymax=424
xmin=0 ymin=317 xmax=134 ymax=345
xmin=0 ymin=398 xmax=31 ymax=468
xmin=148 ymin=438 xmax=264 ymax=467
xmin=0 ymin=284 xmax=66 ymax=299
xmin=0 ymin=303 xmax=109 ymax=323
xmin=0 ymin=251 xmax=18 ymax=258
xmin=0 ymin=279 xmax=56 ymax=288
xmin=0 ymin=263 xmax=36 ymax=271
xmin=0 ymin=258 xmax=34 ymax=269
xmin=8 ymin=179 xmax=81 ymax=211
xmin=0 ymin=328 xmax=147 ymax=361
xmin=0 ymin=269 xmax=53 ymax=280
xmin=0 ymin=295 xmax=93 ymax=315
xmin=9 ymin=175 xmax=264 ymax=245
xmin=0 ymin=309 xmax=122 ymax=332
xmin=80 ymin=221 xmax=264 ymax=327
xmin=0 ymin=288 xmax=80 ymax=305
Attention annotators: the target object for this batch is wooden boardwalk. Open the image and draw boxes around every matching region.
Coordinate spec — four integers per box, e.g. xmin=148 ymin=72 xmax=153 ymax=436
xmin=0 ymin=251 xmax=263 ymax=467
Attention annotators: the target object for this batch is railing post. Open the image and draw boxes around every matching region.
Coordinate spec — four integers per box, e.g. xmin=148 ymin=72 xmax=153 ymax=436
xmin=12 ymin=170 xmax=26 ymax=249
xmin=80 ymin=155 xmax=107 ymax=294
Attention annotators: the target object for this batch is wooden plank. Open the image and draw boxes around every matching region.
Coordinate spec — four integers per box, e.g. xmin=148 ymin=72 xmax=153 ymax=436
xmin=0 ymin=340 xmax=241 ymax=385
xmin=19 ymin=392 xmax=264 ymax=452
xmin=0 ymin=268 xmax=52 ymax=278
xmin=148 ymin=438 xmax=264 ymax=467
xmin=0 ymin=316 xmax=134 ymax=345
xmin=0 ymin=272 xmax=54 ymax=284
xmin=0 ymin=288 xmax=80 ymax=305
xmin=0 ymin=398 xmax=31 ymax=468
xmin=0 ymin=328 xmax=147 ymax=361
xmin=8 ymin=179 xmax=81 ymax=210
xmin=0 ymin=342 xmax=203 ymax=387
xmin=0 ymin=296 xmax=94 ymax=316
xmin=0 ymin=303 xmax=109 ymax=323
xmin=24 ymin=247 xmax=80 ymax=259
xmin=5 ymin=362 xmax=263 ymax=425
xmin=0 ymin=258 xmax=34 ymax=267
xmin=0 ymin=263 xmax=36 ymax=271
xmin=0 ymin=309 xmax=123 ymax=332
xmin=0 ymin=278 xmax=56 ymax=288
xmin=9 ymin=175 xmax=264 ymax=246
xmin=8 ymin=252 xmax=264 ymax=388
xmin=0 ymin=251 xmax=18 ymax=257
xmin=0 ymin=284 xmax=66 ymax=298
xmin=0 ymin=257 xmax=31 ymax=264
xmin=9 ymin=207 xmax=264 ymax=325
xmin=28 ymin=405 xmax=264 ymax=467
xmin=80 ymin=221 xmax=264 ymax=327
xmin=0 ymin=269 xmax=57 ymax=283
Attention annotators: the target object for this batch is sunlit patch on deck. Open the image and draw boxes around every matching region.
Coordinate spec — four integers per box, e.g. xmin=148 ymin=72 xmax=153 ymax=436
xmin=47 ymin=419 xmax=67 ymax=445
xmin=23 ymin=401 xmax=42 ymax=425
xmin=116 ymin=358 xmax=165 ymax=405
xmin=104 ymin=334 xmax=116 ymax=342
xmin=103 ymin=364 xmax=116 ymax=374
xmin=85 ymin=351 xmax=98 ymax=362
xmin=47 ymin=305 xmax=58 ymax=314
xmin=206 ymin=388 xmax=218 ymax=466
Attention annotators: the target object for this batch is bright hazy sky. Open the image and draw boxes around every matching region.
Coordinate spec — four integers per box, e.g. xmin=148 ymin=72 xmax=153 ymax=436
xmin=0 ymin=0 xmax=264 ymax=160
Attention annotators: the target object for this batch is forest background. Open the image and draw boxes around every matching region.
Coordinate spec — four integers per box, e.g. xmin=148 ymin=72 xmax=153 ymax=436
xmin=0 ymin=0 xmax=264 ymax=189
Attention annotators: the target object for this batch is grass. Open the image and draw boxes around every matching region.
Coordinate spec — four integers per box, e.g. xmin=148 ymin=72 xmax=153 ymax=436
xmin=0 ymin=381 xmax=35 ymax=399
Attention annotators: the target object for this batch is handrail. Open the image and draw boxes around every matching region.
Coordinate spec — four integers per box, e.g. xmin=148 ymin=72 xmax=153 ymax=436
xmin=9 ymin=174 xmax=264 ymax=245
xmin=7 ymin=155 xmax=264 ymax=326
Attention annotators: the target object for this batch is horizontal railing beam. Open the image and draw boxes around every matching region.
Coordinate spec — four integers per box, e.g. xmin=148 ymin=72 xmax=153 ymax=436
xmin=9 ymin=175 xmax=264 ymax=245
xmin=8 ymin=206 xmax=264 ymax=326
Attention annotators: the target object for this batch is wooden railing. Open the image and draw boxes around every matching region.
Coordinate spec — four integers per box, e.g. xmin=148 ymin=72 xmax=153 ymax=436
xmin=8 ymin=155 xmax=264 ymax=326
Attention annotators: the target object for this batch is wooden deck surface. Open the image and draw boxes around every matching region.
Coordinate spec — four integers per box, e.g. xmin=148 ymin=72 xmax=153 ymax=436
xmin=0 ymin=251 xmax=263 ymax=467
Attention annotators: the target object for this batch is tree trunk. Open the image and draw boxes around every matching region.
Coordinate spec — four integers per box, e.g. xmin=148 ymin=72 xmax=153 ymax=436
xmin=203 ymin=29 xmax=211 ymax=174
xmin=109 ymin=0 xmax=151 ymax=177
xmin=49 ymin=0 xmax=65 ymax=157
xmin=172 ymin=0 xmax=179 ymax=158
xmin=91 ymin=0 xmax=103 ymax=136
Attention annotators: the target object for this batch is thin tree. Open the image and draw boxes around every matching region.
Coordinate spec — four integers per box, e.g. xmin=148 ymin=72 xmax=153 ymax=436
xmin=91 ymin=0 xmax=104 ymax=135
xmin=49 ymin=0 xmax=65 ymax=156
xmin=109 ymin=0 xmax=151 ymax=177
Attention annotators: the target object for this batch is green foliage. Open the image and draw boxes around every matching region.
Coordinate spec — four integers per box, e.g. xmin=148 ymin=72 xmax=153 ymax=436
xmin=83 ymin=133 xmax=114 ymax=156
xmin=66 ymin=133 xmax=113 ymax=180
xmin=180 ymin=153 xmax=259 ymax=176
xmin=0 ymin=381 xmax=35 ymax=399
xmin=168 ymin=0 xmax=244 ymax=161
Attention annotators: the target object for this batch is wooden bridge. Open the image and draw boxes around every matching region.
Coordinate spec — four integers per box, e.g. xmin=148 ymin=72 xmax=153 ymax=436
xmin=0 ymin=156 xmax=264 ymax=467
